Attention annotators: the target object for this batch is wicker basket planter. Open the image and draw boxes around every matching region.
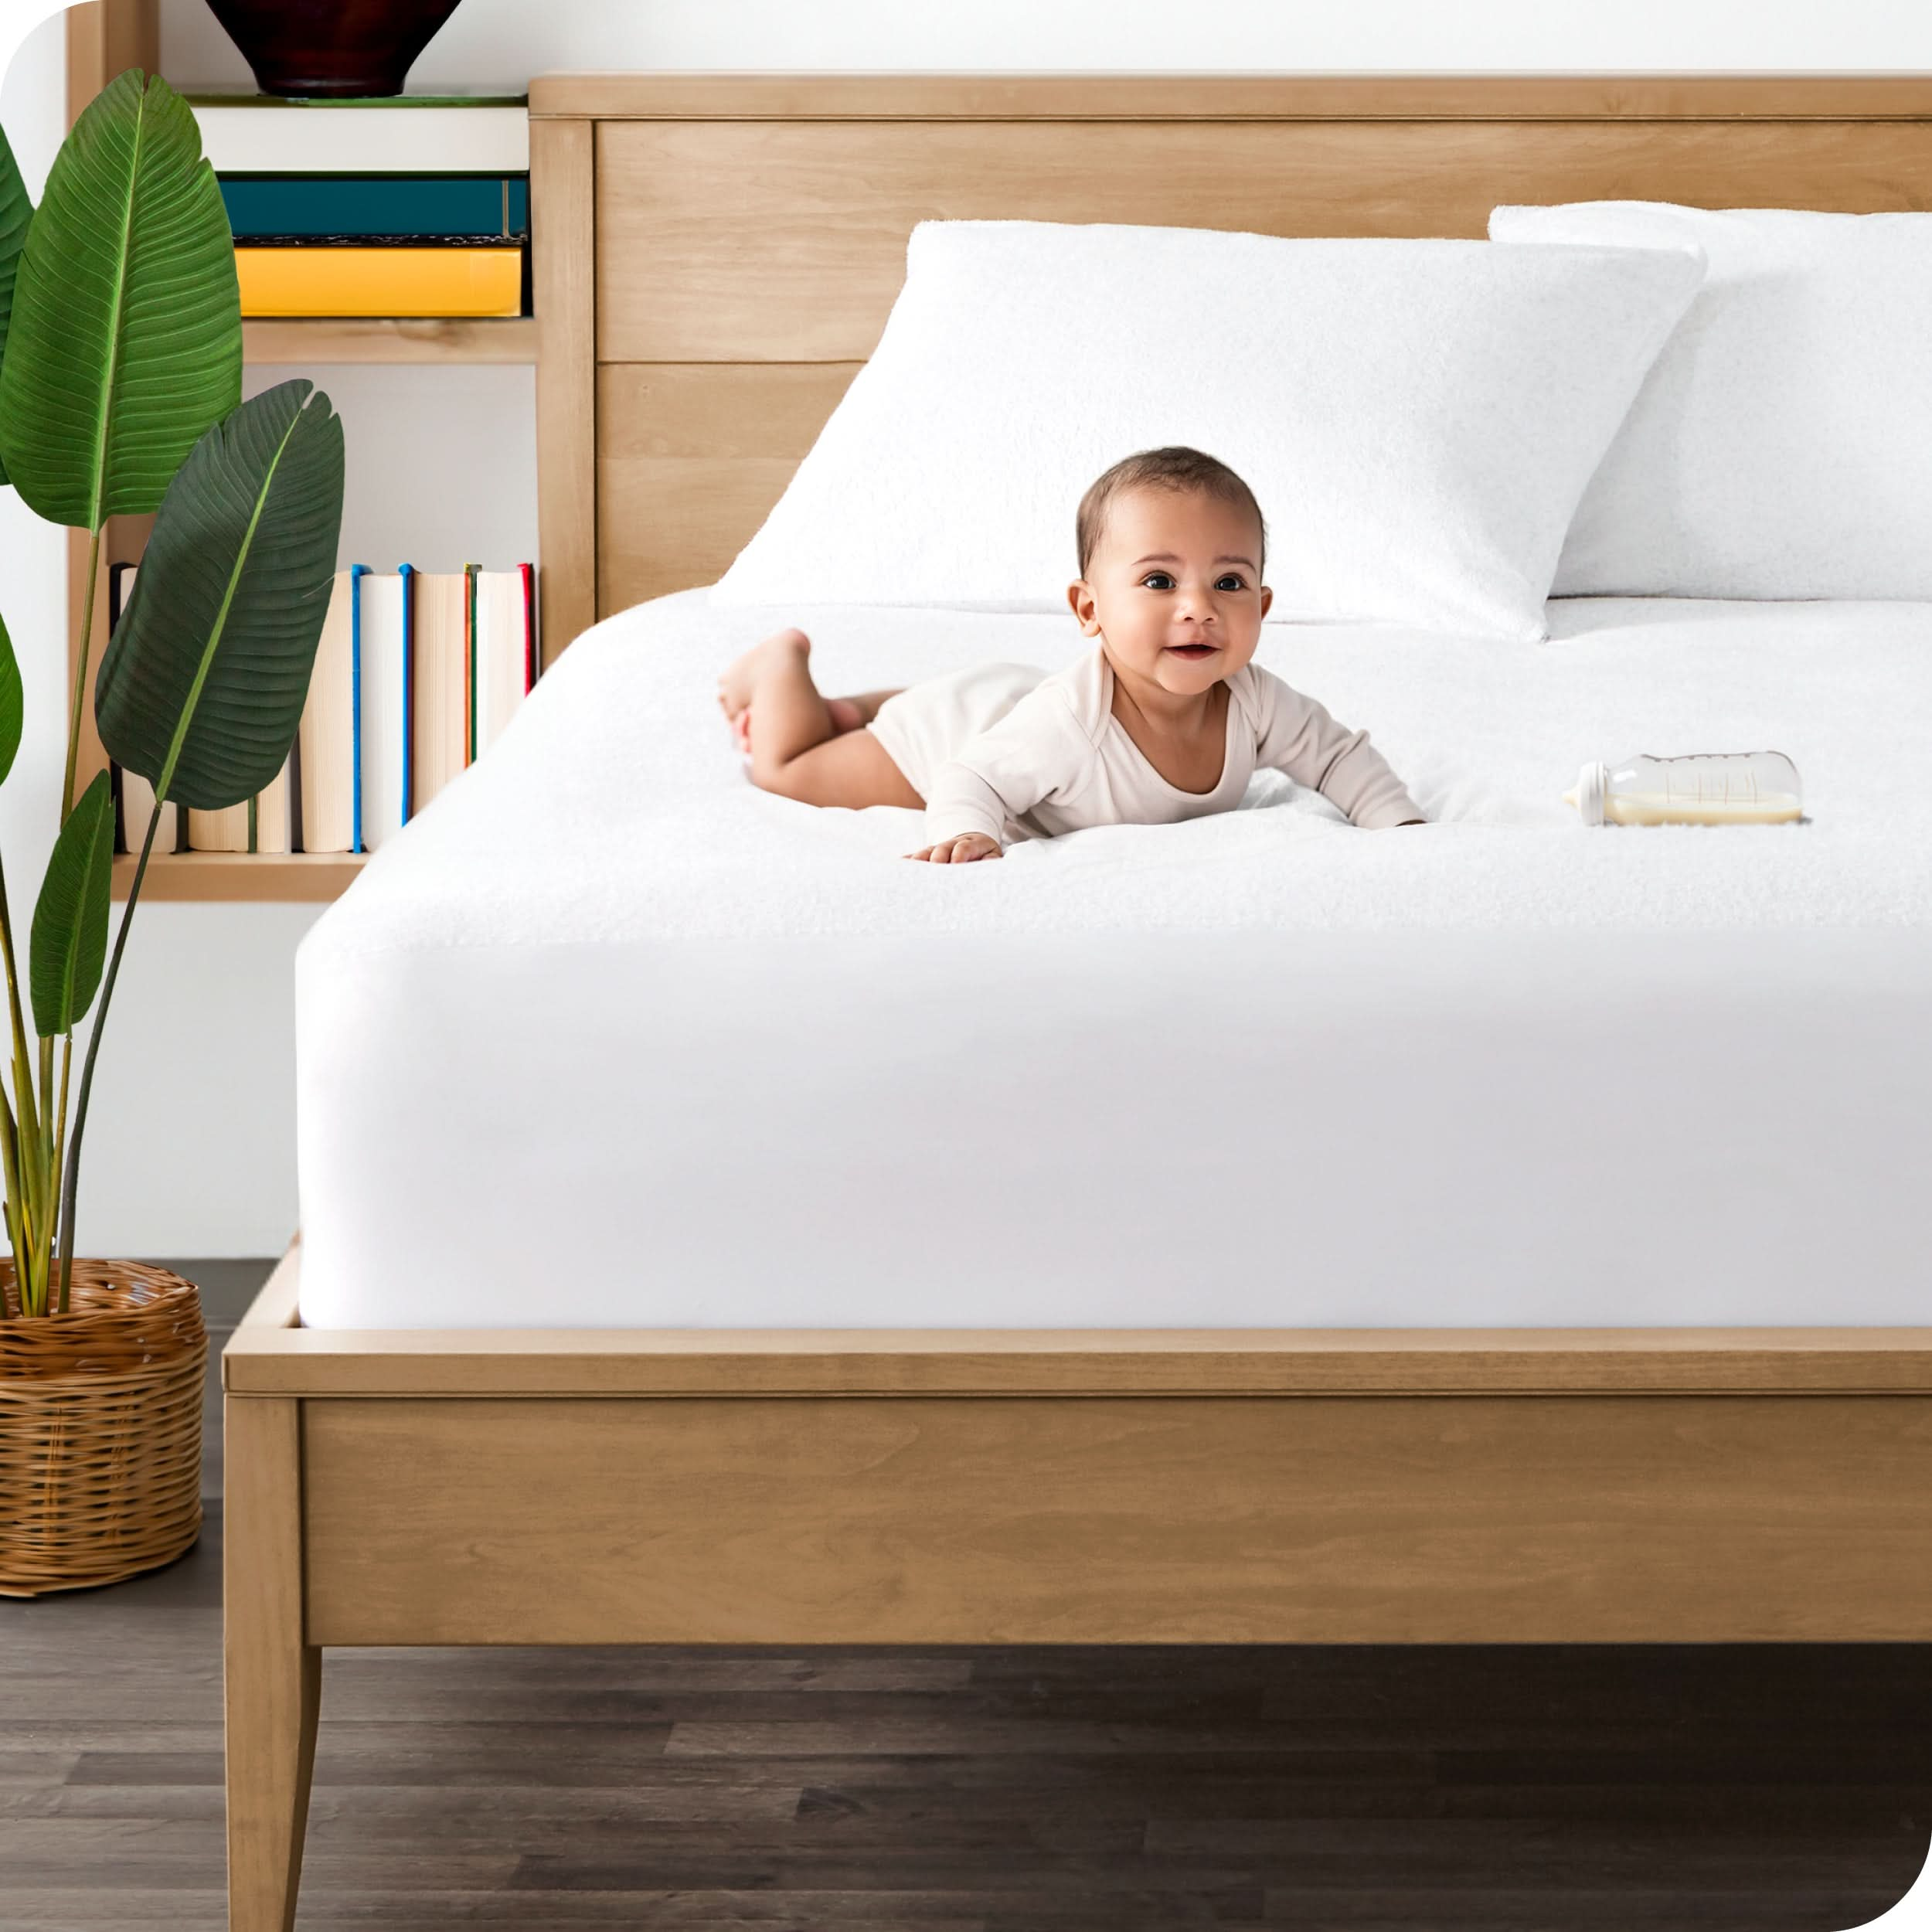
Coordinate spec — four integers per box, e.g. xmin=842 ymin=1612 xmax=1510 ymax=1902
xmin=0 ymin=1261 xmax=206 ymax=1597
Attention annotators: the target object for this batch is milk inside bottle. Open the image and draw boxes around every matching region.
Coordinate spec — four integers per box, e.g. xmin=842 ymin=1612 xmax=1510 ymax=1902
xmin=1565 ymin=751 xmax=1803 ymax=826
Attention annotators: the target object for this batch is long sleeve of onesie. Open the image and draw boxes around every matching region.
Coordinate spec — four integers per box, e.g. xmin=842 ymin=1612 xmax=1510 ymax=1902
xmin=923 ymin=686 xmax=1093 ymax=846
xmin=1250 ymin=668 xmax=1423 ymax=829
xmin=920 ymin=653 xmax=1423 ymax=846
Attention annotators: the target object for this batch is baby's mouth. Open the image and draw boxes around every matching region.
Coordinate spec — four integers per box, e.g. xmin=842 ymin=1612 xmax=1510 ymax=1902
xmin=1166 ymin=641 xmax=1219 ymax=660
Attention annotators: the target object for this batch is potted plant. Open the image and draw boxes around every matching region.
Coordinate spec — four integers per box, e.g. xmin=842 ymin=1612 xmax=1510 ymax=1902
xmin=0 ymin=71 xmax=344 ymax=1595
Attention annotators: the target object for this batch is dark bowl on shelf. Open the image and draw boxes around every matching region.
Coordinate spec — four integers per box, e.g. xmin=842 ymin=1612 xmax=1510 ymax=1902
xmin=202 ymin=0 xmax=468 ymax=99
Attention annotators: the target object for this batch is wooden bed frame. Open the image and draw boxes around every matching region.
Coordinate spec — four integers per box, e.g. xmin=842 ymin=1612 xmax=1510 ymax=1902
xmin=224 ymin=74 xmax=1932 ymax=1932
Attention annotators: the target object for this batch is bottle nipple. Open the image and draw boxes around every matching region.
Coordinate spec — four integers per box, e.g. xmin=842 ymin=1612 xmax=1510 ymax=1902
xmin=1567 ymin=762 xmax=1607 ymax=827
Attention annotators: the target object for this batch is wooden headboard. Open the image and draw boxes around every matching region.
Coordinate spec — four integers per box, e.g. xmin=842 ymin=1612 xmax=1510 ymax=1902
xmin=526 ymin=73 xmax=1932 ymax=658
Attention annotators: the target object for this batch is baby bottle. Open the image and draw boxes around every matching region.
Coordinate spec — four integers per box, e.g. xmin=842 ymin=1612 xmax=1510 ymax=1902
xmin=1565 ymin=751 xmax=1802 ymax=826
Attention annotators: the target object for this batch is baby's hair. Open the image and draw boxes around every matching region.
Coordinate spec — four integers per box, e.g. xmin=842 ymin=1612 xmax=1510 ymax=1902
xmin=1075 ymin=446 xmax=1267 ymax=580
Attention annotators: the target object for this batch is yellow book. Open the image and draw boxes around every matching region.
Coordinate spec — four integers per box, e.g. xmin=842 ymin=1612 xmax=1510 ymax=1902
xmin=234 ymin=247 xmax=523 ymax=318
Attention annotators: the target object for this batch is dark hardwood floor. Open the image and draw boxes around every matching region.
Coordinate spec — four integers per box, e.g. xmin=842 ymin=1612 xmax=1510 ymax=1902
xmin=2 ymin=1261 xmax=1928 ymax=1929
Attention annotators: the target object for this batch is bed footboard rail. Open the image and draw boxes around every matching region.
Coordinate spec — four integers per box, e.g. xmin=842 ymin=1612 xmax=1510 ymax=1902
xmin=223 ymin=1246 xmax=1932 ymax=1930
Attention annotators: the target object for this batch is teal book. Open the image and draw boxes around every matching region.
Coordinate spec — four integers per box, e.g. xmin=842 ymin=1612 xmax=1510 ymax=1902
xmin=221 ymin=175 xmax=529 ymax=241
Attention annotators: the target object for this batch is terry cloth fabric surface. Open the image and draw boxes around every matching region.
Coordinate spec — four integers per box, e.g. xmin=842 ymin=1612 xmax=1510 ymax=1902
xmin=309 ymin=589 xmax=1932 ymax=948
xmin=294 ymin=590 xmax=1932 ymax=1332
xmin=1491 ymin=202 xmax=1932 ymax=600
xmin=712 ymin=220 xmax=1703 ymax=640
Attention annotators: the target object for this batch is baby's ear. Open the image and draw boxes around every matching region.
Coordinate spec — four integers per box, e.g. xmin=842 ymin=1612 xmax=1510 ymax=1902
xmin=1067 ymin=580 xmax=1101 ymax=633
xmin=1259 ymin=584 xmax=1274 ymax=621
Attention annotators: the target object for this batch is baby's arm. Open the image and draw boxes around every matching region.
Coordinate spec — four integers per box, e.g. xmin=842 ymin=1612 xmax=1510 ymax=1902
xmin=910 ymin=689 xmax=1087 ymax=864
xmin=1250 ymin=669 xmax=1424 ymax=828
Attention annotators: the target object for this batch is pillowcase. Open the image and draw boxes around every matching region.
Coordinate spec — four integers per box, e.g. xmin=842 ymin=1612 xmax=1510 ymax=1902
xmin=1489 ymin=202 xmax=1932 ymax=599
xmin=710 ymin=219 xmax=1702 ymax=641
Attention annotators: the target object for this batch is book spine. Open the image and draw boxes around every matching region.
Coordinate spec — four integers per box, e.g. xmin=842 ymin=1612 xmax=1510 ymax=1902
xmin=221 ymin=175 xmax=529 ymax=240
xmin=464 ymin=562 xmax=478 ymax=765
xmin=398 ymin=563 xmax=415 ymax=826
xmin=190 ymin=104 xmax=531 ymax=176
xmin=349 ymin=563 xmax=368 ymax=855
xmin=519 ymin=561 xmax=536 ymax=689
xmin=232 ymin=244 xmax=525 ymax=318
xmin=233 ymin=246 xmax=524 ymax=318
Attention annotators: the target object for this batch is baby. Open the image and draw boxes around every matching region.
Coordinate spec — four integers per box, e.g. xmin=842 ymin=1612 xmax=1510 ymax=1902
xmin=716 ymin=445 xmax=1425 ymax=860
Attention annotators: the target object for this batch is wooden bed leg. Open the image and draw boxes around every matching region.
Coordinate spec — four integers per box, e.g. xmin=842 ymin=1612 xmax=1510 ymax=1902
xmin=224 ymin=1396 xmax=318 ymax=1932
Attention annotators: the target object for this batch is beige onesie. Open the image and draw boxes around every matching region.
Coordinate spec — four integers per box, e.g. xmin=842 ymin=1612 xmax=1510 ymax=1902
xmin=868 ymin=645 xmax=1422 ymax=847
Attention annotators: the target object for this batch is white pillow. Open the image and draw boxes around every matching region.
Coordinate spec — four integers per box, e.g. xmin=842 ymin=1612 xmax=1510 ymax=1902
xmin=1490 ymin=202 xmax=1932 ymax=600
xmin=711 ymin=220 xmax=1702 ymax=641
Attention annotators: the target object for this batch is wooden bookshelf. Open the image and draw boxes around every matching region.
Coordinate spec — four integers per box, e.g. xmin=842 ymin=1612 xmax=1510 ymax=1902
xmin=67 ymin=0 xmax=532 ymax=904
xmin=243 ymin=317 xmax=538 ymax=365
xmin=112 ymin=852 xmax=368 ymax=903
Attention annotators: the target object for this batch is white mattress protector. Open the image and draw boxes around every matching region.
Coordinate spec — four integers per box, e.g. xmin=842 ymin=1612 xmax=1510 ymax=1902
xmin=296 ymin=593 xmax=1932 ymax=1328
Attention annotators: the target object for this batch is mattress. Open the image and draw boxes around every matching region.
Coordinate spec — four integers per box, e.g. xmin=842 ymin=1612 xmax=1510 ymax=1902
xmin=295 ymin=592 xmax=1932 ymax=1328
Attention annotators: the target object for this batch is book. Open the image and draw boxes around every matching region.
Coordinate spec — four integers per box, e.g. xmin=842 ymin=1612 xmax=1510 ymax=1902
xmin=234 ymin=246 xmax=523 ymax=318
xmin=182 ymin=761 xmax=302 ymax=852
xmin=185 ymin=756 xmax=289 ymax=851
xmin=298 ymin=567 xmax=364 ymax=854
xmin=189 ymin=98 xmax=530 ymax=175
xmin=474 ymin=565 xmax=535 ymax=754
xmin=253 ymin=757 xmax=294 ymax=855
xmin=464 ymin=563 xmax=478 ymax=763
xmin=186 ymin=800 xmax=251 ymax=852
xmin=410 ymin=570 xmax=469 ymax=813
xmin=522 ymin=561 xmax=539 ymax=692
xmin=107 ymin=563 xmax=180 ymax=859
xmin=359 ymin=570 xmax=410 ymax=850
xmin=135 ymin=534 xmax=294 ymax=852
xmin=220 ymin=175 xmax=529 ymax=243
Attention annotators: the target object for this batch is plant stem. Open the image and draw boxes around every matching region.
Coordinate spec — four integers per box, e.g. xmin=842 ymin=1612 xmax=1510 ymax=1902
xmin=33 ymin=1035 xmax=54 ymax=1306
xmin=36 ymin=1035 xmax=53 ymax=1172
xmin=63 ymin=525 xmax=104 ymax=824
xmin=57 ymin=801 xmax=158 ymax=1315
xmin=49 ymin=1029 xmax=73 ymax=1303
xmin=0 ymin=851 xmax=39 ymax=1151
xmin=0 ymin=1087 xmax=21 ymax=1321
xmin=0 ymin=850 xmax=46 ymax=1307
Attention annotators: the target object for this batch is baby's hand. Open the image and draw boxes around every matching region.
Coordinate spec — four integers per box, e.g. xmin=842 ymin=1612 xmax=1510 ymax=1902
xmin=907 ymin=834 xmax=1002 ymax=864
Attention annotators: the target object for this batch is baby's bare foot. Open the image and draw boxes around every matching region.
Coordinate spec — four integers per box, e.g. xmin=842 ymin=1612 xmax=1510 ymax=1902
xmin=717 ymin=628 xmax=865 ymax=750
xmin=717 ymin=626 xmax=810 ymax=727
xmin=726 ymin=691 xmax=861 ymax=757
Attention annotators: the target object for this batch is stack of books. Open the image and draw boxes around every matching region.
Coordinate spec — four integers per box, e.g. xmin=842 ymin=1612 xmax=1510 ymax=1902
xmin=107 ymin=563 xmax=539 ymax=857
xmin=190 ymin=96 xmax=530 ymax=319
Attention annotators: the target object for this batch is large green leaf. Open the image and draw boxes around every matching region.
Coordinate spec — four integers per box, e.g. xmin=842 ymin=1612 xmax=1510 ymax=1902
xmin=0 ymin=71 xmax=240 ymax=529
xmin=0 ymin=120 xmax=32 ymax=488
xmin=96 ymin=380 xmax=344 ymax=810
xmin=0 ymin=607 xmax=22 ymax=786
xmin=29 ymin=770 xmax=113 ymax=1039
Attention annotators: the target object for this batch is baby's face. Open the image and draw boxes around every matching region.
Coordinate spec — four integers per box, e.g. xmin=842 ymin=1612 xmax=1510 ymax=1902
xmin=1067 ymin=485 xmax=1271 ymax=696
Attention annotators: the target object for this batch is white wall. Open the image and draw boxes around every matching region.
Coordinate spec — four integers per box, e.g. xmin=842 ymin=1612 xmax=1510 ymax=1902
xmin=6 ymin=0 xmax=1932 ymax=1252
xmin=158 ymin=0 xmax=1932 ymax=85
xmin=0 ymin=9 xmax=64 ymax=933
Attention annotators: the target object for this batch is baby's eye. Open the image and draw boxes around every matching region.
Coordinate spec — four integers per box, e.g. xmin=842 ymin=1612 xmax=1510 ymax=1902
xmin=1216 ymin=574 xmax=1246 ymax=592
xmin=1140 ymin=572 xmax=1175 ymax=590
